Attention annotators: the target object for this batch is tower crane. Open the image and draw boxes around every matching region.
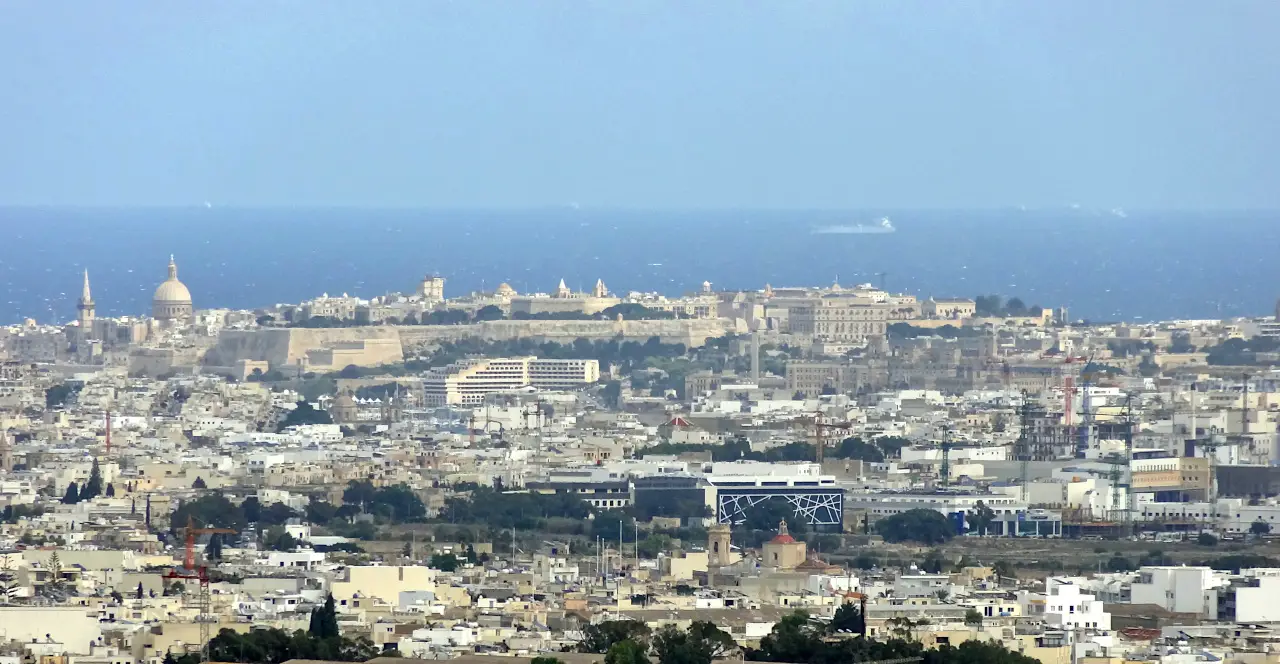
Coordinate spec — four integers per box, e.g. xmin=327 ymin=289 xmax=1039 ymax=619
xmin=799 ymin=410 xmax=852 ymax=463
xmin=164 ymin=516 xmax=237 ymax=661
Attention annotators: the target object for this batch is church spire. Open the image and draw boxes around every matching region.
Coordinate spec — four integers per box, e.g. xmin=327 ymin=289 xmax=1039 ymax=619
xmin=79 ymin=270 xmax=93 ymax=306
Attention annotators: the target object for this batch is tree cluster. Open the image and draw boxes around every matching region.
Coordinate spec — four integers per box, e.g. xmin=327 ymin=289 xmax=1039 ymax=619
xmin=1205 ymin=336 xmax=1280 ymax=366
xmin=197 ymin=624 xmax=377 ymax=664
xmin=44 ymin=383 xmax=80 ymax=409
xmin=747 ymin=611 xmax=1038 ymax=664
xmin=62 ymin=459 xmax=107 ymax=504
xmin=439 ymin=485 xmax=592 ymax=530
xmin=277 ymin=401 xmax=333 ymax=431
xmin=875 ymin=508 xmax=957 ymax=545
xmin=644 ymin=435 xmax=908 ymax=466
xmin=340 ymin=480 xmax=427 ymax=522
xmin=974 ymin=295 xmax=1044 ymax=319
xmin=576 ymin=620 xmax=735 ymax=664
xmin=170 ymin=593 xmax=384 ymax=664
xmin=169 ymin=493 xmax=250 ymax=533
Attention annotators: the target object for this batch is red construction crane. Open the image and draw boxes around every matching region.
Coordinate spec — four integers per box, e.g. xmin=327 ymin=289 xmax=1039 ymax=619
xmin=164 ymin=516 xmax=237 ymax=662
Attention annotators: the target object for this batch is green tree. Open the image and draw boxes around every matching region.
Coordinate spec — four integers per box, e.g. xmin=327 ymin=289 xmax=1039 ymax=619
xmin=832 ymin=437 xmax=885 ymax=463
xmin=46 ymin=551 xmax=63 ymax=591
xmin=170 ymin=493 xmax=247 ymax=533
xmin=875 ymin=509 xmax=955 ymax=545
xmin=45 ymin=384 xmax=77 ymax=409
xmin=992 ymin=560 xmax=1016 ymax=580
xmin=577 ymin=620 xmax=652 ymax=654
xmin=192 ymin=476 xmax=207 ymax=489
xmin=429 ymin=553 xmax=461 ymax=572
xmin=1196 ymin=532 xmax=1219 ymax=547
xmin=532 ymin=658 xmax=564 ymax=664
xmin=242 ymin=496 xmax=263 ymax=522
xmin=263 ymin=527 xmax=297 ymax=551
xmin=206 ymin=533 xmax=224 ymax=561
xmin=105 ymin=483 xmax=115 ymax=497
xmin=260 ymin=502 xmax=300 ymax=525
xmin=204 ymin=626 xmax=378 ymax=664
xmin=653 ymin=622 xmax=736 ymax=664
xmin=603 ymin=381 xmax=623 ymax=408
xmin=278 ymin=401 xmax=333 ymax=431
xmin=82 ymin=458 xmax=103 ymax=500
xmin=828 ymin=602 xmax=865 ymax=635
xmin=966 ymin=501 xmax=996 ymax=536
xmin=605 ymin=640 xmax=649 ymax=664
xmin=136 ymin=582 xmax=145 ymax=599
xmin=1252 ymin=519 xmax=1272 ymax=536
xmin=309 ymin=594 xmax=340 ymax=639
xmin=473 ymin=305 xmax=505 ymax=322
xmin=964 ymin=609 xmax=984 ymax=629
xmin=62 ymin=483 xmax=80 ymax=504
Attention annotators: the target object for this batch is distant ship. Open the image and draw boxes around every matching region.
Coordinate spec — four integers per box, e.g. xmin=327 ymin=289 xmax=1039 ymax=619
xmin=812 ymin=217 xmax=896 ymax=234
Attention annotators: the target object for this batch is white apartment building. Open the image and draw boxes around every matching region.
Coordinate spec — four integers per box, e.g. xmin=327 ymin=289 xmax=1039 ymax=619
xmin=1135 ymin=498 xmax=1280 ymax=534
xmin=1129 ymin=566 xmax=1221 ymax=615
xmin=1212 ymin=568 xmax=1280 ymax=623
xmin=1020 ymin=577 xmax=1112 ymax=634
xmin=423 ymin=357 xmax=600 ymax=406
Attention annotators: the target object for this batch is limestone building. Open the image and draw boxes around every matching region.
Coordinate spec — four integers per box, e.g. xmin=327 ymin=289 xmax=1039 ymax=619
xmin=762 ymin=520 xmax=807 ymax=570
xmin=922 ymin=297 xmax=977 ymax=320
xmin=417 ymin=275 xmax=445 ymax=301
xmin=707 ymin=523 xmax=733 ymax=567
xmin=789 ymin=293 xmax=890 ymax=348
xmin=152 ymin=256 xmax=193 ymax=321
xmin=509 ymin=279 xmax=620 ymax=317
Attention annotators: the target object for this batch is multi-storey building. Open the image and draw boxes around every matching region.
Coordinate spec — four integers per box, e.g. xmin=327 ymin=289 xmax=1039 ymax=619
xmin=423 ymin=357 xmax=600 ymax=406
xmin=789 ymin=294 xmax=890 ymax=348
xmin=1019 ymin=577 xmax=1112 ymax=635
xmin=785 ymin=360 xmax=862 ymax=397
xmin=921 ymin=298 xmax=977 ymax=320
xmin=1130 ymin=456 xmax=1211 ymax=502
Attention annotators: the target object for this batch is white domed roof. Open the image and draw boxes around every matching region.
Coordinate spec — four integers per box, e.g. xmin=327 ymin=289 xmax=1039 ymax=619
xmin=153 ymin=255 xmax=192 ymax=303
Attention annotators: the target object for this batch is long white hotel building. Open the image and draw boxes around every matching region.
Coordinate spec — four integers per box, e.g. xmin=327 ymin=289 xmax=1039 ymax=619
xmin=423 ymin=357 xmax=600 ymax=406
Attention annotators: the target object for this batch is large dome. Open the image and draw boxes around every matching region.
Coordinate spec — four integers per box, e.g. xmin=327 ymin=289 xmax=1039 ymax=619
xmin=153 ymin=255 xmax=193 ymax=320
xmin=154 ymin=279 xmax=192 ymax=303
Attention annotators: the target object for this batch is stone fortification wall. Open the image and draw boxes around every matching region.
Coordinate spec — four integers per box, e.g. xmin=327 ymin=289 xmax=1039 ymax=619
xmin=396 ymin=318 xmax=742 ymax=350
xmin=206 ymin=318 xmax=740 ymax=368
xmin=205 ymin=327 xmax=404 ymax=368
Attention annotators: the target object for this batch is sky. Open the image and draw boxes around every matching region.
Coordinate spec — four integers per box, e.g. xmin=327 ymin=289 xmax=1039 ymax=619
xmin=1 ymin=1 xmax=1277 ymax=210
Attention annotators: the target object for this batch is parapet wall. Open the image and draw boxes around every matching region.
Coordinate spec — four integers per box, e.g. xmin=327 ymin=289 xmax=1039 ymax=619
xmin=396 ymin=318 xmax=742 ymax=350
xmin=205 ymin=318 xmax=741 ymax=369
xmin=205 ymin=327 xmax=404 ymax=368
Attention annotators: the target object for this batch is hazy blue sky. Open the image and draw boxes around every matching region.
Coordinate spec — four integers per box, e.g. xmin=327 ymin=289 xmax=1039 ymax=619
xmin=2 ymin=1 xmax=1277 ymax=209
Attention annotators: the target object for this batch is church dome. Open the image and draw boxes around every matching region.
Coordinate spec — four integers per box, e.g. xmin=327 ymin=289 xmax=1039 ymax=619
xmin=154 ymin=279 xmax=192 ymax=304
xmin=152 ymin=255 xmax=193 ymax=320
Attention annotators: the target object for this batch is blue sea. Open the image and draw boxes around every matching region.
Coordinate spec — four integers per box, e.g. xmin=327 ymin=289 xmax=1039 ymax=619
xmin=1 ymin=207 xmax=1277 ymax=325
